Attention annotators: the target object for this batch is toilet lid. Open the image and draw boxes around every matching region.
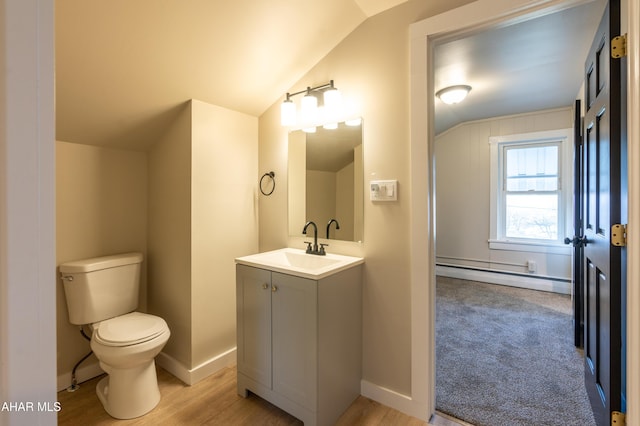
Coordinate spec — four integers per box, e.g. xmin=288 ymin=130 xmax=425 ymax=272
xmin=94 ymin=312 xmax=168 ymax=347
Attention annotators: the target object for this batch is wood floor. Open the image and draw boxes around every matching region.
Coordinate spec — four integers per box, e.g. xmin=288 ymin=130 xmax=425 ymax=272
xmin=57 ymin=366 xmax=465 ymax=425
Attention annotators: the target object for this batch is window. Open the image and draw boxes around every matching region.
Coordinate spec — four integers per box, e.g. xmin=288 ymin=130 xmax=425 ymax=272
xmin=489 ymin=129 xmax=572 ymax=252
xmin=504 ymin=143 xmax=560 ymax=240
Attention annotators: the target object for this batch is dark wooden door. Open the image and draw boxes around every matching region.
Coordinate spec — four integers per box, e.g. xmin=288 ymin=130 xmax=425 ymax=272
xmin=582 ymin=1 xmax=625 ymax=424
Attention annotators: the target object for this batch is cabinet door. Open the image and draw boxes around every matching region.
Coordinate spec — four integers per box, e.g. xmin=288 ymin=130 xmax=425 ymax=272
xmin=271 ymin=272 xmax=317 ymax=410
xmin=236 ymin=265 xmax=272 ymax=387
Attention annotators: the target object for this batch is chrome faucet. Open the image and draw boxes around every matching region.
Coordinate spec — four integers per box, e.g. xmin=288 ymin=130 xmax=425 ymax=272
xmin=302 ymin=221 xmax=327 ymax=255
xmin=326 ymin=218 xmax=340 ymax=239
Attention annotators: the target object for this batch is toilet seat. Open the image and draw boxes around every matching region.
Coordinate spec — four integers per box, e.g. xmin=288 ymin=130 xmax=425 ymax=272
xmin=94 ymin=312 xmax=168 ymax=347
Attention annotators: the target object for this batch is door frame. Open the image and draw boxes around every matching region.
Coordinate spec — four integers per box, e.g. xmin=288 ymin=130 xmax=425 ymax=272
xmin=408 ymin=0 xmax=640 ymax=422
xmin=572 ymin=99 xmax=584 ymax=348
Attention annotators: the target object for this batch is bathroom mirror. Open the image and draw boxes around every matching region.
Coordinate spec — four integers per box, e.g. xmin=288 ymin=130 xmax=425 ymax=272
xmin=288 ymin=120 xmax=363 ymax=242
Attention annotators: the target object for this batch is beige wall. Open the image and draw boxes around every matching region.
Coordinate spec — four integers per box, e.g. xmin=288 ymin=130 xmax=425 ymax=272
xmin=354 ymin=144 xmax=363 ymax=242
xmin=335 ymin=161 xmax=355 ymax=240
xmin=306 ymin=162 xmax=355 ymax=240
xmin=56 ymin=141 xmax=148 ymax=382
xmin=190 ymin=99 xmax=258 ymax=367
xmin=307 ymin=170 xmax=337 ymax=229
xmin=148 ymin=103 xmax=193 ymax=367
xmin=148 ymin=100 xmax=258 ymax=370
xmin=258 ymin=0 xmax=473 ymax=396
xmin=288 ymin=131 xmax=307 ymax=236
xmin=435 ymin=108 xmax=574 ymax=281
xmin=287 ymin=134 xmax=359 ymax=241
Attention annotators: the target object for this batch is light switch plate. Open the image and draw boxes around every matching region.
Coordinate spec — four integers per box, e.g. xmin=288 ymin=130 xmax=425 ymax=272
xmin=370 ymin=180 xmax=397 ymax=201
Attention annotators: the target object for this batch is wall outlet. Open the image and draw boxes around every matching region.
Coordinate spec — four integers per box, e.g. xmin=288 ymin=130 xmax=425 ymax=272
xmin=527 ymin=260 xmax=537 ymax=273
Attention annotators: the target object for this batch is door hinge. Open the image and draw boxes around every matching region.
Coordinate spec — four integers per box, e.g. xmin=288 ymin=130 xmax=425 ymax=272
xmin=612 ymin=34 xmax=627 ymax=58
xmin=612 ymin=224 xmax=627 ymax=247
xmin=612 ymin=411 xmax=625 ymax=425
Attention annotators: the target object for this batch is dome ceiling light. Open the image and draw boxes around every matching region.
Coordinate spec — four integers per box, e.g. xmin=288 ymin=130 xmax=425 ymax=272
xmin=436 ymin=85 xmax=472 ymax=105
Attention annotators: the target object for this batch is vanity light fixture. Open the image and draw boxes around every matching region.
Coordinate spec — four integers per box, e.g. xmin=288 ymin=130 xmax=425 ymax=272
xmin=436 ymin=84 xmax=472 ymax=105
xmin=280 ymin=80 xmax=342 ymax=129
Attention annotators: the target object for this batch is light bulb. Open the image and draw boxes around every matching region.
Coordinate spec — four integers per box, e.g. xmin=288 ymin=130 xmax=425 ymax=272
xmin=280 ymin=98 xmax=296 ymax=126
xmin=323 ymin=87 xmax=342 ymax=110
xmin=301 ymin=92 xmax=318 ymax=125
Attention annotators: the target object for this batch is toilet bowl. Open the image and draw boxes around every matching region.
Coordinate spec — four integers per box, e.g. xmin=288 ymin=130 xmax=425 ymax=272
xmin=90 ymin=312 xmax=170 ymax=419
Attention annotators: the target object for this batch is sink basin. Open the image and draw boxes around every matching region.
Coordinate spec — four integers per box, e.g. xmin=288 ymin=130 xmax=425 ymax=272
xmin=235 ymin=248 xmax=364 ymax=279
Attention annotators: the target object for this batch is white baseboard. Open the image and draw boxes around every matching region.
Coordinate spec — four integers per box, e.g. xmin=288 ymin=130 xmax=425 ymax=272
xmin=436 ymin=265 xmax=571 ymax=294
xmin=57 ymin=347 xmax=237 ymax=392
xmin=156 ymin=347 xmax=237 ymax=386
xmin=57 ymin=358 xmax=104 ymax=392
xmin=360 ymin=380 xmax=427 ymax=421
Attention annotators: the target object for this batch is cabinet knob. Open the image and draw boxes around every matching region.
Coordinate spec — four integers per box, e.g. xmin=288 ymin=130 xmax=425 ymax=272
xmin=272 ymin=285 xmax=278 ymax=292
xmin=262 ymin=283 xmax=268 ymax=290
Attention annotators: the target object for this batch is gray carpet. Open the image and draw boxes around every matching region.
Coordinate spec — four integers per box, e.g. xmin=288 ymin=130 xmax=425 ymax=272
xmin=436 ymin=277 xmax=596 ymax=426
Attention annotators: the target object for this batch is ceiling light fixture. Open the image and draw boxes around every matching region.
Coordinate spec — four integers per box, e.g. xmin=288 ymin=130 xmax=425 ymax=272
xmin=280 ymin=80 xmax=342 ymax=129
xmin=436 ymin=85 xmax=472 ymax=105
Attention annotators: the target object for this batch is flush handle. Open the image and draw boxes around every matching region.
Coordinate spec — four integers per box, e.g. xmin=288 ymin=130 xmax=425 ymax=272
xmin=62 ymin=275 xmax=74 ymax=282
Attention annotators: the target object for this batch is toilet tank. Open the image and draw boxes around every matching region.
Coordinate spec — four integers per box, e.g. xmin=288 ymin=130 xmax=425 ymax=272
xmin=59 ymin=253 xmax=143 ymax=325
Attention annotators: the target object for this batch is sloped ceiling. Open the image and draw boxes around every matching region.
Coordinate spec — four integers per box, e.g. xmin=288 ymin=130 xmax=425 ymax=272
xmin=434 ymin=0 xmax=606 ymax=134
xmin=55 ymin=0 xmax=409 ymax=150
xmin=56 ymin=0 xmax=608 ymax=150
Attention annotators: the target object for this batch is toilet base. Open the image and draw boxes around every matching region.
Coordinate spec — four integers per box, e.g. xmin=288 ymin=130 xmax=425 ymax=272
xmin=96 ymin=359 xmax=161 ymax=419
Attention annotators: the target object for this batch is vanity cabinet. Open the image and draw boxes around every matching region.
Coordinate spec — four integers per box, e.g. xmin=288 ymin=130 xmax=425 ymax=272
xmin=236 ymin=263 xmax=362 ymax=426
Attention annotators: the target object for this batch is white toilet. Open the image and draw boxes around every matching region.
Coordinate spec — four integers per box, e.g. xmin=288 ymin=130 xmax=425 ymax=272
xmin=60 ymin=252 xmax=170 ymax=419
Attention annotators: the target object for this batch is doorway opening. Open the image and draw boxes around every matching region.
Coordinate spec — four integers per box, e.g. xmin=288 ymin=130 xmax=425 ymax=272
xmin=430 ymin=3 xmax=605 ymax=423
xmin=407 ymin=0 xmax=624 ymax=423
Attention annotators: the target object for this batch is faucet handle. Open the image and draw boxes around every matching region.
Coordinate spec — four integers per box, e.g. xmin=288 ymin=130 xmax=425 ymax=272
xmin=319 ymin=243 xmax=328 ymax=255
xmin=304 ymin=241 xmax=313 ymax=253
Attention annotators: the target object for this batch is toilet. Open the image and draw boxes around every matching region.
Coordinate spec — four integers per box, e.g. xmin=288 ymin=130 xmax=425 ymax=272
xmin=60 ymin=252 xmax=170 ymax=419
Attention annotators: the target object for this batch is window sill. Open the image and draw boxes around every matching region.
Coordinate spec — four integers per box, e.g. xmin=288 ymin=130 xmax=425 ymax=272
xmin=488 ymin=239 xmax=571 ymax=255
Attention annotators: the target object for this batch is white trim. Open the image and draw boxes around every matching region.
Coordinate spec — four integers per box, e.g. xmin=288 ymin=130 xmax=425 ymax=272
xmin=1 ymin=1 xmax=56 ymax=423
xmin=410 ymin=0 xmax=620 ymax=422
xmin=489 ymin=128 xmax=573 ymax=145
xmin=624 ymin=0 xmax=640 ymax=421
xmin=436 ymin=265 xmax=571 ymax=294
xmin=436 ymin=106 xmax=573 ymax=139
xmin=156 ymin=348 xmax=237 ymax=386
xmin=155 ymin=352 xmax=191 ymax=385
xmin=55 ymin=348 xmax=238 ymax=392
xmin=489 ymin=128 xmax=573 ymax=247
xmin=360 ymin=380 xmax=418 ymax=418
xmin=57 ymin=360 xmax=104 ymax=392
xmin=488 ymin=239 xmax=572 ymax=254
